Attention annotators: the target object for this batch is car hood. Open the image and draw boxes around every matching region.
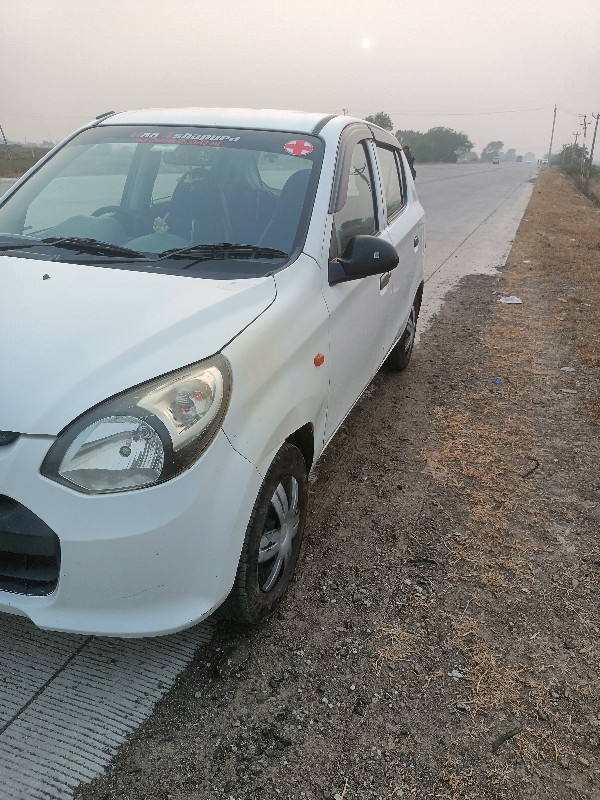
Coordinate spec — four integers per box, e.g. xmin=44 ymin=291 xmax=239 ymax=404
xmin=0 ymin=257 xmax=276 ymax=435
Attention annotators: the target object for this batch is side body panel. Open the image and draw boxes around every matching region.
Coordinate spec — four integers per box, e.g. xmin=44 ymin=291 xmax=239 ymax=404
xmin=222 ymin=254 xmax=330 ymax=477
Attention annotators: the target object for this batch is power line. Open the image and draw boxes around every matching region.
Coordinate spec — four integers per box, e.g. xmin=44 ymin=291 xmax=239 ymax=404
xmin=558 ymin=107 xmax=584 ymax=118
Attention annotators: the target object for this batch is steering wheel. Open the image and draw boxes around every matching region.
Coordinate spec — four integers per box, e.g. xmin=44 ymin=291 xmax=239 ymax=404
xmin=91 ymin=206 xmax=147 ymax=237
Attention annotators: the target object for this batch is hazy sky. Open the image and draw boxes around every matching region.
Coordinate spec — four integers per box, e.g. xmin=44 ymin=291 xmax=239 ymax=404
xmin=2 ymin=0 xmax=599 ymax=158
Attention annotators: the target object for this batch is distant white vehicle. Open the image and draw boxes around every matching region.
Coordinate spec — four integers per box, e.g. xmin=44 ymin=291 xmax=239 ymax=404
xmin=542 ymin=159 xmax=549 ymax=164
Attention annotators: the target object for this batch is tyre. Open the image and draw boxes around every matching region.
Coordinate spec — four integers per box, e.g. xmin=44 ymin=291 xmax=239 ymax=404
xmin=222 ymin=443 xmax=308 ymax=624
xmin=385 ymin=297 xmax=419 ymax=372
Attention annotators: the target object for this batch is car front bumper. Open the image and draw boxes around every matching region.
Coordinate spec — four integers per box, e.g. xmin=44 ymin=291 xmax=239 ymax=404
xmin=0 ymin=431 xmax=262 ymax=636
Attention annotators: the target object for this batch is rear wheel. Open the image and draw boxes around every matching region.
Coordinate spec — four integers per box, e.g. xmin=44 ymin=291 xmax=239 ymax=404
xmin=385 ymin=297 xmax=419 ymax=372
xmin=223 ymin=443 xmax=308 ymax=624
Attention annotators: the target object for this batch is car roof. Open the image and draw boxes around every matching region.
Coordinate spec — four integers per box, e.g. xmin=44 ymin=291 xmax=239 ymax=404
xmin=96 ymin=107 xmax=337 ymax=135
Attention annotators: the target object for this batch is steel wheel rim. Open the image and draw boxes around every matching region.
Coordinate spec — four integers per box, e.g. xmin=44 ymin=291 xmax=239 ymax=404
xmin=258 ymin=476 xmax=300 ymax=592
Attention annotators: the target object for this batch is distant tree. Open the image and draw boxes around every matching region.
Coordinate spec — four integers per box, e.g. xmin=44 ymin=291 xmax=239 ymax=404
xmin=397 ymin=127 xmax=472 ymax=163
xmin=555 ymin=143 xmax=588 ymax=172
xmin=365 ymin=112 xmax=393 ymax=131
xmin=395 ymin=129 xmax=421 ymax=145
xmin=422 ymin=127 xmax=473 ymax=162
xmin=481 ymin=141 xmax=504 ymax=162
xmin=395 ymin=129 xmax=424 ymax=148
xmin=457 ymin=150 xmax=479 ymax=162
xmin=395 ymin=130 xmax=428 ymax=161
xmin=504 ymin=148 xmax=516 ymax=162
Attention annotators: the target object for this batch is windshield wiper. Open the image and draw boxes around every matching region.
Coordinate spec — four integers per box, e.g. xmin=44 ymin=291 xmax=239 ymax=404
xmin=0 ymin=243 xmax=38 ymax=251
xmin=0 ymin=237 xmax=40 ymax=251
xmin=41 ymin=237 xmax=148 ymax=260
xmin=159 ymin=243 xmax=288 ymax=263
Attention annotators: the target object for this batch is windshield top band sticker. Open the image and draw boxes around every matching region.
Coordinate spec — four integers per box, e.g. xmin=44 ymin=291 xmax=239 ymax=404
xmin=131 ymin=132 xmax=241 ymax=146
xmin=283 ymin=139 xmax=314 ymax=156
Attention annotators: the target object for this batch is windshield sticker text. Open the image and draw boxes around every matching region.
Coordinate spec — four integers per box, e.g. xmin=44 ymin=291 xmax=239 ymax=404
xmin=131 ymin=132 xmax=241 ymax=147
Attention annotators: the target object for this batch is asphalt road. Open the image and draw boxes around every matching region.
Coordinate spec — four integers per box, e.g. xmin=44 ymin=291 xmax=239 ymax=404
xmin=415 ymin=161 xmax=538 ymax=330
xmin=0 ymin=162 xmax=537 ymax=799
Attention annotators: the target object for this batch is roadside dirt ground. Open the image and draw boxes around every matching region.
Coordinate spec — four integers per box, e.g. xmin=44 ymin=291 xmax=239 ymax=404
xmin=77 ymin=168 xmax=600 ymax=800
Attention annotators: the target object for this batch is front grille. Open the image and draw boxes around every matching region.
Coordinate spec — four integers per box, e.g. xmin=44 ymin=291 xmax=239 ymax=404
xmin=0 ymin=495 xmax=60 ymax=595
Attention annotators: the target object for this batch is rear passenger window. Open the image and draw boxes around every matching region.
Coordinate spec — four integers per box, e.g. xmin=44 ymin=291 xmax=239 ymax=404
xmin=376 ymin=146 xmax=404 ymax=222
xmin=334 ymin=142 xmax=377 ymax=254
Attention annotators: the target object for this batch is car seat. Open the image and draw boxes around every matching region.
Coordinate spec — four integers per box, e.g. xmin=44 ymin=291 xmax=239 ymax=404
xmin=259 ymin=169 xmax=311 ymax=253
xmin=167 ymin=168 xmax=232 ymax=244
xmin=215 ymin=151 xmax=277 ymax=244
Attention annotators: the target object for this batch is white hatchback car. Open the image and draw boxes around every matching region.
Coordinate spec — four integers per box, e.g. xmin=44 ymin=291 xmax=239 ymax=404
xmin=0 ymin=108 xmax=424 ymax=636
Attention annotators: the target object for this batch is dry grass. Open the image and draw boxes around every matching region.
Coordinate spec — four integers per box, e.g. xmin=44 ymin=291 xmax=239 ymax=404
xmin=448 ymin=618 xmax=528 ymax=713
xmin=423 ymin=173 xmax=599 ymax=606
xmin=0 ymin=145 xmax=50 ymax=178
xmin=375 ymin=627 xmax=424 ymax=673
xmin=517 ymin=727 xmax=563 ymax=764
xmin=413 ymin=173 xmax=600 ymax=775
xmin=424 ymin=400 xmax=540 ymax=593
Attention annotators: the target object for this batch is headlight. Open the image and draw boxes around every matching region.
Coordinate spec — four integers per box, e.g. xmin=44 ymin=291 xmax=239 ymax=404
xmin=41 ymin=355 xmax=232 ymax=494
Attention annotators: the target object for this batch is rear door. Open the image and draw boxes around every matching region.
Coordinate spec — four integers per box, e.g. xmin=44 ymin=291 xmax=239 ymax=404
xmin=373 ymin=142 xmax=424 ymax=345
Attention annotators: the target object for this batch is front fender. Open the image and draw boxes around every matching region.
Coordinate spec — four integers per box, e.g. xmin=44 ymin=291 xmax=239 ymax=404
xmin=222 ymin=254 xmax=329 ymax=477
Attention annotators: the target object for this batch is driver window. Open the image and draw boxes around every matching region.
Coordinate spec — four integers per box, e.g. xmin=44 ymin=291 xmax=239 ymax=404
xmin=24 ymin=143 xmax=135 ymax=234
xmin=333 ymin=142 xmax=377 ymax=255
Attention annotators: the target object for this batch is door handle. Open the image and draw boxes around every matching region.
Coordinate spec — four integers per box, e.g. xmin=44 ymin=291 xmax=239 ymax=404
xmin=414 ymin=235 xmax=419 ymax=249
xmin=379 ymin=271 xmax=390 ymax=290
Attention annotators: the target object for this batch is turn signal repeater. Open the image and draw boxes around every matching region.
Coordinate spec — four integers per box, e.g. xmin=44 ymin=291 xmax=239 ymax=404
xmin=313 ymin=353 xmax=325 ymax=367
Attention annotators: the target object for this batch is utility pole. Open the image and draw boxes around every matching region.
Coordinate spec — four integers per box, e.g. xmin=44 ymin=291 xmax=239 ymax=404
xmin=0 ymin=122 xmax=11 ymax=158
xmin=588 ymin=113 xmax=600 ymax=183
xmin=547 ymin=104 xmax=557 ymax=161
xmin=579 ymin=114 xmax=589 ymax=177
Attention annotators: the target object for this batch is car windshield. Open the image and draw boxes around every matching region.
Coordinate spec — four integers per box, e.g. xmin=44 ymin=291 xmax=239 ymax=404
xmin=0 ymin=125 xmax=323 ymax=276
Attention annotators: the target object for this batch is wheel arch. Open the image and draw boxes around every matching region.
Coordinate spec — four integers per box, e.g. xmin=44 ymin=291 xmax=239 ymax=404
xmin=415 ymin=280 xmax=424 ymax=316
xmin=285 ymin=422 xmax=315 ymax=474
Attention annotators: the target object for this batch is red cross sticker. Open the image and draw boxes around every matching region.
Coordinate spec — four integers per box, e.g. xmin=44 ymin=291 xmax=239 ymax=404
xmin=283 ymin=139 xmax=313 ymax=156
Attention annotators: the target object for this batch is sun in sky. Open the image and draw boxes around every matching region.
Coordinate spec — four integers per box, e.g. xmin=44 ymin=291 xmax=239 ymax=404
xmin=360 ymin=38 xmax=371 ymax=49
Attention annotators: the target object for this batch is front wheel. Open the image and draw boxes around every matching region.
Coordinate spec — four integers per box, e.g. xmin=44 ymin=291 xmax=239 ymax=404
xmin=222 ymin=443 xmax=308 ymax=624
xmin=385 ymin=297 xmax=419 ymax=372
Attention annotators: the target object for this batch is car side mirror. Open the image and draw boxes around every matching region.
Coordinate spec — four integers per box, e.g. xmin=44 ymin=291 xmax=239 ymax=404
xmin=328 ymin=235 xmax=399 ymax=286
